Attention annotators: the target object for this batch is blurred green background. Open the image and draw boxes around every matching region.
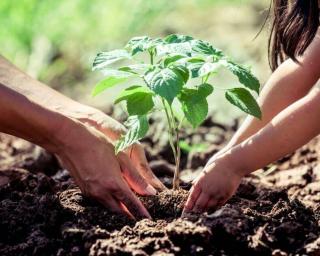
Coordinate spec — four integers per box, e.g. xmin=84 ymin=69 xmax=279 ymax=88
xmin=1 ymin=0 xmax=271 ymax=122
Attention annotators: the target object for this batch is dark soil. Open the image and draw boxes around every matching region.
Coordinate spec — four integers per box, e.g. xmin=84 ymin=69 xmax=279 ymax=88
xmin=0 ymin=115 xmax=319 ymax=256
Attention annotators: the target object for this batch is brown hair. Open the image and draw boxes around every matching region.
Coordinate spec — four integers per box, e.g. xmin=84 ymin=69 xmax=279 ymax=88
xmin=269 ymin=0 xmax=319 ymax=71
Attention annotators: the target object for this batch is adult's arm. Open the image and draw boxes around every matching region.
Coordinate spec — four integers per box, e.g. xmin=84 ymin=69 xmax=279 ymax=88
xmin=0 ymin=55 xmax=165 ymax=218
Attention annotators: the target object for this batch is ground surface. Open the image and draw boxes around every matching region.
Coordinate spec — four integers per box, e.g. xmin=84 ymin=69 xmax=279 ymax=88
xmin=0 ymin=115 xmax=319 ymax=256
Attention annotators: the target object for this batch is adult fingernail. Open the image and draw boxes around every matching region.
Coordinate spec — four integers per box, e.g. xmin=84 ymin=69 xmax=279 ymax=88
xmin=139 ymin=208 xmax=152 ymax=220
xmin=146 ymin=212 xmax=152 ymax=219
xmin=181 ymin=209 xmax=191 ymax=218
xmin=181 ymin=209 xmax=187 ymax=217
xmin=152 ymin=178 xmax=167 ymax=191
xmin=146 ymin=184 xmax=157 ymax=195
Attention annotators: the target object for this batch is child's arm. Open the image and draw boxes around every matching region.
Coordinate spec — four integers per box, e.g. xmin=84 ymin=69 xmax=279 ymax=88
xmin=183 ymin=87 xmax=320 ymax=214
xmin=208 ymin=32 xmax=320 ymax=164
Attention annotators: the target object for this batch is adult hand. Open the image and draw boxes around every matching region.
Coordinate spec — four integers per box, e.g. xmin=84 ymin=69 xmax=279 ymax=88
xmin=0 ymin=54 xmax=165 ymax=218
xmin=55 ymin=117 xmax=156 ymax=219
xmin=54 ymin=103 xmax=166 ymax=218
xmin=67 ymin=105 xmax=166 ymax=191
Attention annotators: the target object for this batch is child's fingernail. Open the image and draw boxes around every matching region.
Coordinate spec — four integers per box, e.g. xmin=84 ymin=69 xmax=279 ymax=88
xmin=146 ymin=184 xmax=157 ymax=195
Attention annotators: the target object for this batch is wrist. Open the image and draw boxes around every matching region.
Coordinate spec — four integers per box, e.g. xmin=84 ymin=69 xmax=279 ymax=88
xmin=35 ymin=89 xmax=126 ymax=143
xmin=0 ymin=84 xmax=69 ymax=153
xmin=31 ymin=108 xmax=78 ymax=154
xmin=49 ymin=113 xmax=89 ymax=153
xmin=59 ymin=104 xmax=126 ymax=142
xmin=215 ymin=148 xmax=250 ymax=178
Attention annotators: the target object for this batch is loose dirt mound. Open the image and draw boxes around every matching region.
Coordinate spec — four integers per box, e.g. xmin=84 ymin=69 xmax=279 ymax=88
xmin=0 ymin=117 xmax=319 ymax=256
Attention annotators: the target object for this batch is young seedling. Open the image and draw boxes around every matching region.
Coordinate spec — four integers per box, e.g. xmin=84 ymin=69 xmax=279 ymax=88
xmin=92 ymin=34 xmax=261 ymax=190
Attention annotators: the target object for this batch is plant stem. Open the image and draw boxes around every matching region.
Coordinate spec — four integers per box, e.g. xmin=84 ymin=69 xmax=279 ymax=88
xmin=149 ymin=50 xmax=154 ymax=65
xmin=161 ymin=98 xmax=181 ymax=189
xmin=149 ymin=49 xmax=181 ymax=189
xmin=204 ymin=73 xmax=210 ymax=83
xmin=161 ymin=98 xmax=177 ymax=160
xmin=169 ymin=105 xmax=181 ymax=190
xmin=173 ymin=134 xmax=181 ymax=189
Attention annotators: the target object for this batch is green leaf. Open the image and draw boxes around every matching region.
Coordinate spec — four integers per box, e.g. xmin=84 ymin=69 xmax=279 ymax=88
xmin=225 ymin=88 xmax=261 ymax=119
xmin=115 ymin=86 xmax=154 ymax=115
xmin=191 ymin=40 xmax=224 ymax=59
xmin=115 ymin=115 xmax=149 ymax=153
xmin=156 ymin=37 xmax=224 ymax=59
xmin=178 ymin=83 xmax=214 ymax=128
xmin=127 ymin=95 xmax=154 ymax=116
xmin=160 ymin=35 xmax=223 ymax=58
xmin=156 ymin=34 xmax=195 ymax=56
xmin=163 ymin=54 xmax=186 ymax=67
xmin=164 ymin=34 xmax=194 ymax=43
xmin=197 ymin=62 xmax=220 ymax=77
xmin=126 ymin=36 xmax=152 ymax=55
xmin=101 ymin=69 xmax=133 ymax=78
xmin=115 ymin=86 xmax=153 ymax=103
xmin=92 ymin=76 xmax=127 ymax=97
xmin=197 ymin=83 xmax=214 ymax=96
xmin=170 ymin=64 xmax=189 ymax=83
xmin=156 ymin=42 xmax=193 ymax=57
xmin=119 ymin=64 xmax=151 ymax=74
xmin=222 ymin=60 xmax=260 ymax=94
xmin=92 ymin=50 xmax=131 ymax=71
xmin=126 ymin=36 xmax=163 ymax=56
xmin=145 ymin=67 xmax=185 ymax=104
xmin=184 ymin=58 xmax=206 ymax=78
xmin=179 ymin=141 xmax=208 ymax=153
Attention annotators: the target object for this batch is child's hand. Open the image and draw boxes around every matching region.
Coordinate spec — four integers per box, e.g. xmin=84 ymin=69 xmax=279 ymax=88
xmin=183 ymin=157 xmax=243 ymax=215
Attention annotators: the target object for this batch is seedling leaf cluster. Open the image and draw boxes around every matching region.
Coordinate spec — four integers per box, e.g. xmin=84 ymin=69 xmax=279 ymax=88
xmin=92 ymin=34 xmax=261 ymax=189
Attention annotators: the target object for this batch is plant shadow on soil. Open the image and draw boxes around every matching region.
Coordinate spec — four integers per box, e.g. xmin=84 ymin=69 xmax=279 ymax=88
xmin=0 ymin=113 xmax=319 ymax=256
